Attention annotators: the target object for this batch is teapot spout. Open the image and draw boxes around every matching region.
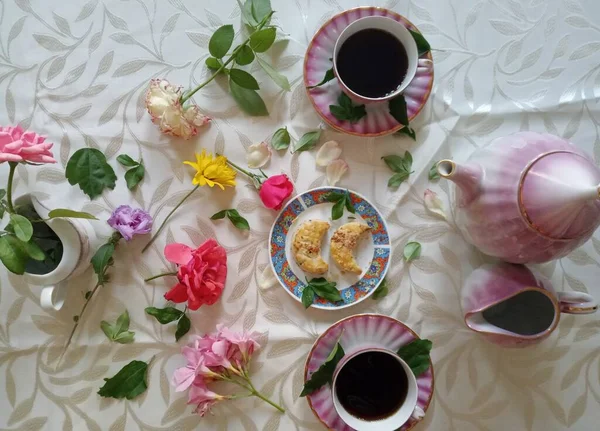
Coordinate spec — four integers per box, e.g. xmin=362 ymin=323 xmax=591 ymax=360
xmin=437 ymin=160 xmax=482 ymax=205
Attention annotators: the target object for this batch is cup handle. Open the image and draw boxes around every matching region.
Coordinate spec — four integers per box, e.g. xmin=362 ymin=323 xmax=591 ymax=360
xmin=558 ymin=291 xmax=598 ymax=314
xmin=40 ymin=283 xmax=67 ymax=311
xmin=411 ymin=405 xmax=426 ymax=420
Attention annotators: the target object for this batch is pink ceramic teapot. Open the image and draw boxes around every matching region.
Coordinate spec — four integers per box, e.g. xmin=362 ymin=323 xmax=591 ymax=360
xmin=438 ymin=132 xmax=600 ymax=263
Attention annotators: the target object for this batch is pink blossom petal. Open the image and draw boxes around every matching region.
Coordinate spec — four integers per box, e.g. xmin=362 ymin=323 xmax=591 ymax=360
xmin=164 ymin=243 xmax=193 ymax=265
xmin=246 ymin=141 xmax=271 ymax=169
xmin=316 ymin=140 xmax=342 ymax=167
xmin=257 ymin=265 xmax=277 ymax=290
xmin=172 ymin=366 xmax=196 ymax=392
xmin=326 ymin=159 xmax=348 ymax=186
xmin=424 ymin=189 xmax=447 ymax=220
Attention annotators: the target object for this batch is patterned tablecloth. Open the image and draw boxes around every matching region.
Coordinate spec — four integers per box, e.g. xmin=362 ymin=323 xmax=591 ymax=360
xmin=1 ymin=0 xmax=600 ymax=430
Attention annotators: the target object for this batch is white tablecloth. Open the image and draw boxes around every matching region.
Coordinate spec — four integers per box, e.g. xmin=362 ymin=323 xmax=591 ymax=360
xmin=1 ymin=0 xmax=600 ymax=430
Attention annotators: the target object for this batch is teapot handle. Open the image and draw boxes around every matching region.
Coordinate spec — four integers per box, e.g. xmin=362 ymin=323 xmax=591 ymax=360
xmin=557 ymin=292 xmax=598 ymax=314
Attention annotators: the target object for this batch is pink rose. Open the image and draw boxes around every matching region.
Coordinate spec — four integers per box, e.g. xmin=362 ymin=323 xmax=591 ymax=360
xmin=0 ymin=125 xmax=56 ymax=164
xmin=163 ymin=239 xmax=227 ymax=310
xmin=259 ymin=174 xmax=294 ymax=210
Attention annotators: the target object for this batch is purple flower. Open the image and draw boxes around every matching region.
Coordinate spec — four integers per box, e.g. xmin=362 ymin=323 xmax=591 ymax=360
xmin=108 ymin=205 xmax=153 ymax=241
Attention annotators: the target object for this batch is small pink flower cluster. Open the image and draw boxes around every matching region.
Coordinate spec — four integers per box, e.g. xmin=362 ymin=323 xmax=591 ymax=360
xmin=145 ymin=79 xmax=210 ymax=140
xmin=172 ymin=325 xmax=260 ymax=416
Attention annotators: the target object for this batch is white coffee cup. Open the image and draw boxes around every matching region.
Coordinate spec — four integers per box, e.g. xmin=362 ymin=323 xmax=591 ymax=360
xmin=332 ymin=348 xmax=421 ymax=431
xmin=332 ymin=16 xmax=419 ymax=104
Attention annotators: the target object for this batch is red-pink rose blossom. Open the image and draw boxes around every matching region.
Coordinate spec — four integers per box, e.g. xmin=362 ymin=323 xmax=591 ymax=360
xmin=258 ymin=174 xmax=294 ymax=210
xmin=0 ymin=125 xmax=56 ymax=164
xmin=163 ymin=239 xmax=227 ymax=310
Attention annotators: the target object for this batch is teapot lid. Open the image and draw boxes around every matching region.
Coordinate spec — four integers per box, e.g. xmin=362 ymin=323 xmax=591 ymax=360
xmin=520 ymin=151 xmax=600 ymax=239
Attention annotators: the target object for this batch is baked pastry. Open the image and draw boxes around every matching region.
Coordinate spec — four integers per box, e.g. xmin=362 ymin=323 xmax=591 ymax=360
xmin=330 ymin=222 xmax=371 ymax=274
xmin=292 ymin=220 xmax=330 ymax=274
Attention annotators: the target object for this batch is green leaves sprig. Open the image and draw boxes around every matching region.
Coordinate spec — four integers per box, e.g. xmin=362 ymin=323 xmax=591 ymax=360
xmin=397 ymin=339 xmax=432 ymax=377
xmin=98 ymin=360 xmax=150 ymax=400
xmin=66 ymin=148 xmax=117 ymax=199
xmin=300 ymin=341 xmax=345 ymax=396
xmin=117 ymin=154 xmax=145 ymax=190
xmin=145 ymin=306 xmax=191 ymax=341
xmin=101 ymin=309 xmax=135 ymax=344
xmin=211 ymin=209 xmax=250 ymax=231
xmin=382 ymin=151 xmax=414 ymax=188
xmin=293 ymin=130 xmax=321 ymax=153
xmin=325 ymin=189 xmax=355 ymax=220
xmin=330 ymin=92 xmax=366 ymax=123
xmin=403 ymin=241 xmax=422 ymax=262
xmin=301 ymin=277 xmax=342 ymax=308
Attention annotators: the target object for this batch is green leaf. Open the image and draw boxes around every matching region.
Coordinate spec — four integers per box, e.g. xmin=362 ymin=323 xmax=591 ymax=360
xmin=329 ymin=105 xmax=351 ymax=121
xmin=0 ymin=235 xmax=28 ymax=274
xmin=235 ymin=45 xmax=255 ymax=65
xmin=98 ymin=360 xmax=149 ymax=400
xmin=397 ymin=339 xmax=432 ymax=377
xmin=403 ymin=241 xmax=422 ymax=262
xmin=100 ymin=320 xmax=114 ymax=339
xmin=145 ymin=306 xmax=183 ymax=324
xmin=331 ymin=198 xmax=345 ymax=221
xmin=251 ymin=0 xmax=272 ymax=23
xmin=116 ymin=154 xmax=138 ymax=167
xmin=395 ymin=126 xmax=416 ymax=140
xmin=256 ymin=56 xmax=291 ymax=91
xmin=229 ymin=79 xmax=269 ymax=116
xmin=0 ymin=189 xmax=6 ymax=200
xmin=293 ymin=130 xmax=321 ymax=153
xmin=230 ymin=68 xmax=260 ymax=90
xmin=48 ymin=209 xmax=98 ymax=220
xmin=205 ymin=57 xmax=222 ymax=70
xmin=344 ymin=191 xmax=355 ymax=213
xmin=65 ymin=148 xmax=117 ymax=199
xmin=91 ymin=243 xmax=115 ymax=276
xmin=115 ymin=309 xmax=130 ymax=333
xmin=10 ymin=214 xmax=33 ymax=242
xmin=329 ymin=92 xmax=367 ymax=123
xmin=22 ymin=240 xmax=45 ymax=261
xmin=301 ymin=285 xmax=315 ymax=309
xmin=307 ymin=68 xmax=335 ymax=89
xmin=271 ymin=127 xmax=291 ymax=150
xmin=239 ymin=0 xmax=259 ymax=28
xmin=372 ymin=278 xmax=389 ymax=300
xmin=409 ymin=29 xmax=431 ymax=56
xmin=388 ymin=171 xmax=410 ymax=188
xmin=429 ymin=162 xmax=440 ymax=180
xmin=403 ymin=151 xmax=413 ymax=170
xmin=125 ymin=164 xmax=145 ymax=190
xmin=300 ymin=342 xmax=345 ymax=396
xmin=209 ymin=24 xmax=235 ymax=58
xmin=100 ymin=310 xmax=135 ymax=344
xmin=324 ymin=192 xmax=345 ymax=203
xmin=249 ymin=27 xmax=276 ymax=52
xmin=389 ymin=94 xmax=409 ymax=126
xmin=227 ymin=210 xmax=250 ymax=231
xmin=175 ymin=314 xmax=191 ymax=341
xmin=382 ymin=155 xmax=405 ymax=173
xmin=210 ymin=210 xmax=229 ymax=220
xmin=308 ymin=278 xmax=342 ymax=302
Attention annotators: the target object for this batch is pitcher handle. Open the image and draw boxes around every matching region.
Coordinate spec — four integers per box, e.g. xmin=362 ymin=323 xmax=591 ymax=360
xmin=40 ymin=283 xmax=67 ymax=311
xmin=557 ymin=292 xmax=598 ymax=314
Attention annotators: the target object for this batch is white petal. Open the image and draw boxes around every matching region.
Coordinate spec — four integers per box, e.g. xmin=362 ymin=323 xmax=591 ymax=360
xmin=424 ymin=189 xmax=447 ymax=220
xmin=326 ymin=159 xmax=348 ymax=186
xmin=247 ymin=142 xmax=271 ymax=168
xmin=412 ymin=406 xmax=426 ymax=420
xmin=258 ymin=264 xmax=278 ymax=290
xmin=316 ymin=140 xmax=342 ymax=167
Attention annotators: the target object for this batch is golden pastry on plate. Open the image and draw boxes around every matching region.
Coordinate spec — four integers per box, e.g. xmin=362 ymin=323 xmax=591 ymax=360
xmin=292 ymin=220 xmax=330 ymax=274
xmin=330 ymin=222 xmax=371 ymax=274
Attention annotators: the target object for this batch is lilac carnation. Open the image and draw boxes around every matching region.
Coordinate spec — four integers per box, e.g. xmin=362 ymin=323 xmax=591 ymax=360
xmin=108 ymin=205 xmax=152 ymax=241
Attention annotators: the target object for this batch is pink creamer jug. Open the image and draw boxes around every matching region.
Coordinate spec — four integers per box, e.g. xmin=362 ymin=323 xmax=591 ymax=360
xmin=437 ymin=132 xmax=600 ymax=263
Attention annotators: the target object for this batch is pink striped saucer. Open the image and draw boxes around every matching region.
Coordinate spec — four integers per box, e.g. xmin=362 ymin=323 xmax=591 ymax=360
xmin=304 ymin=7 xmax=434 ymax=137
xmin=304 ymin=314 xmax=434 ymax=430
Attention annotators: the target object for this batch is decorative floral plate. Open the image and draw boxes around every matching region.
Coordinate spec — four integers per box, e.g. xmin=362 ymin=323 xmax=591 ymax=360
xmin=269 ymin=187 xmax=390 ymax=310
xmin=304 ymin=7 xmax=434 ymax=137
xmin=304 ymin=314 xmax=434 ymax=430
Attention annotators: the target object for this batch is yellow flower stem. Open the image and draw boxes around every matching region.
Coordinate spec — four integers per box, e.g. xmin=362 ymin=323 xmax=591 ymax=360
xmin=180 ymin=11 xmax=275 ymax=105
xmin=6 ymin=162 xmax=17 ymax=213
xmin=141 ymin=185 xmax=199 ymax=254
xmin=223 ymin=158 xmax=256 ymax=180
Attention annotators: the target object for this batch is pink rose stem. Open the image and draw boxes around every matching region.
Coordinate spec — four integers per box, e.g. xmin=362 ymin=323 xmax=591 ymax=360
xmin=141 ymin=185 xmax=199 ymax=254
xmin=6 ymin=162 xmax=17 ymax=213
xmin=144 ymin=271 xmax=178 ymax=282
xmin=179 ymin=11 xmax=274 ymax=105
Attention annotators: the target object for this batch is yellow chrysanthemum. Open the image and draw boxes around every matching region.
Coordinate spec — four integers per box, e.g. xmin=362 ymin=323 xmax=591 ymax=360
xmin=183 ymin=150 xmax=236 ymax=190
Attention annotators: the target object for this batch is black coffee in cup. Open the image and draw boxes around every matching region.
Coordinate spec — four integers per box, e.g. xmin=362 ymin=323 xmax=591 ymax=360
xmin=336 ymin=29 xmax=409 ymax=98
xmin=334 ymin=350 xmax=409 ymax=421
